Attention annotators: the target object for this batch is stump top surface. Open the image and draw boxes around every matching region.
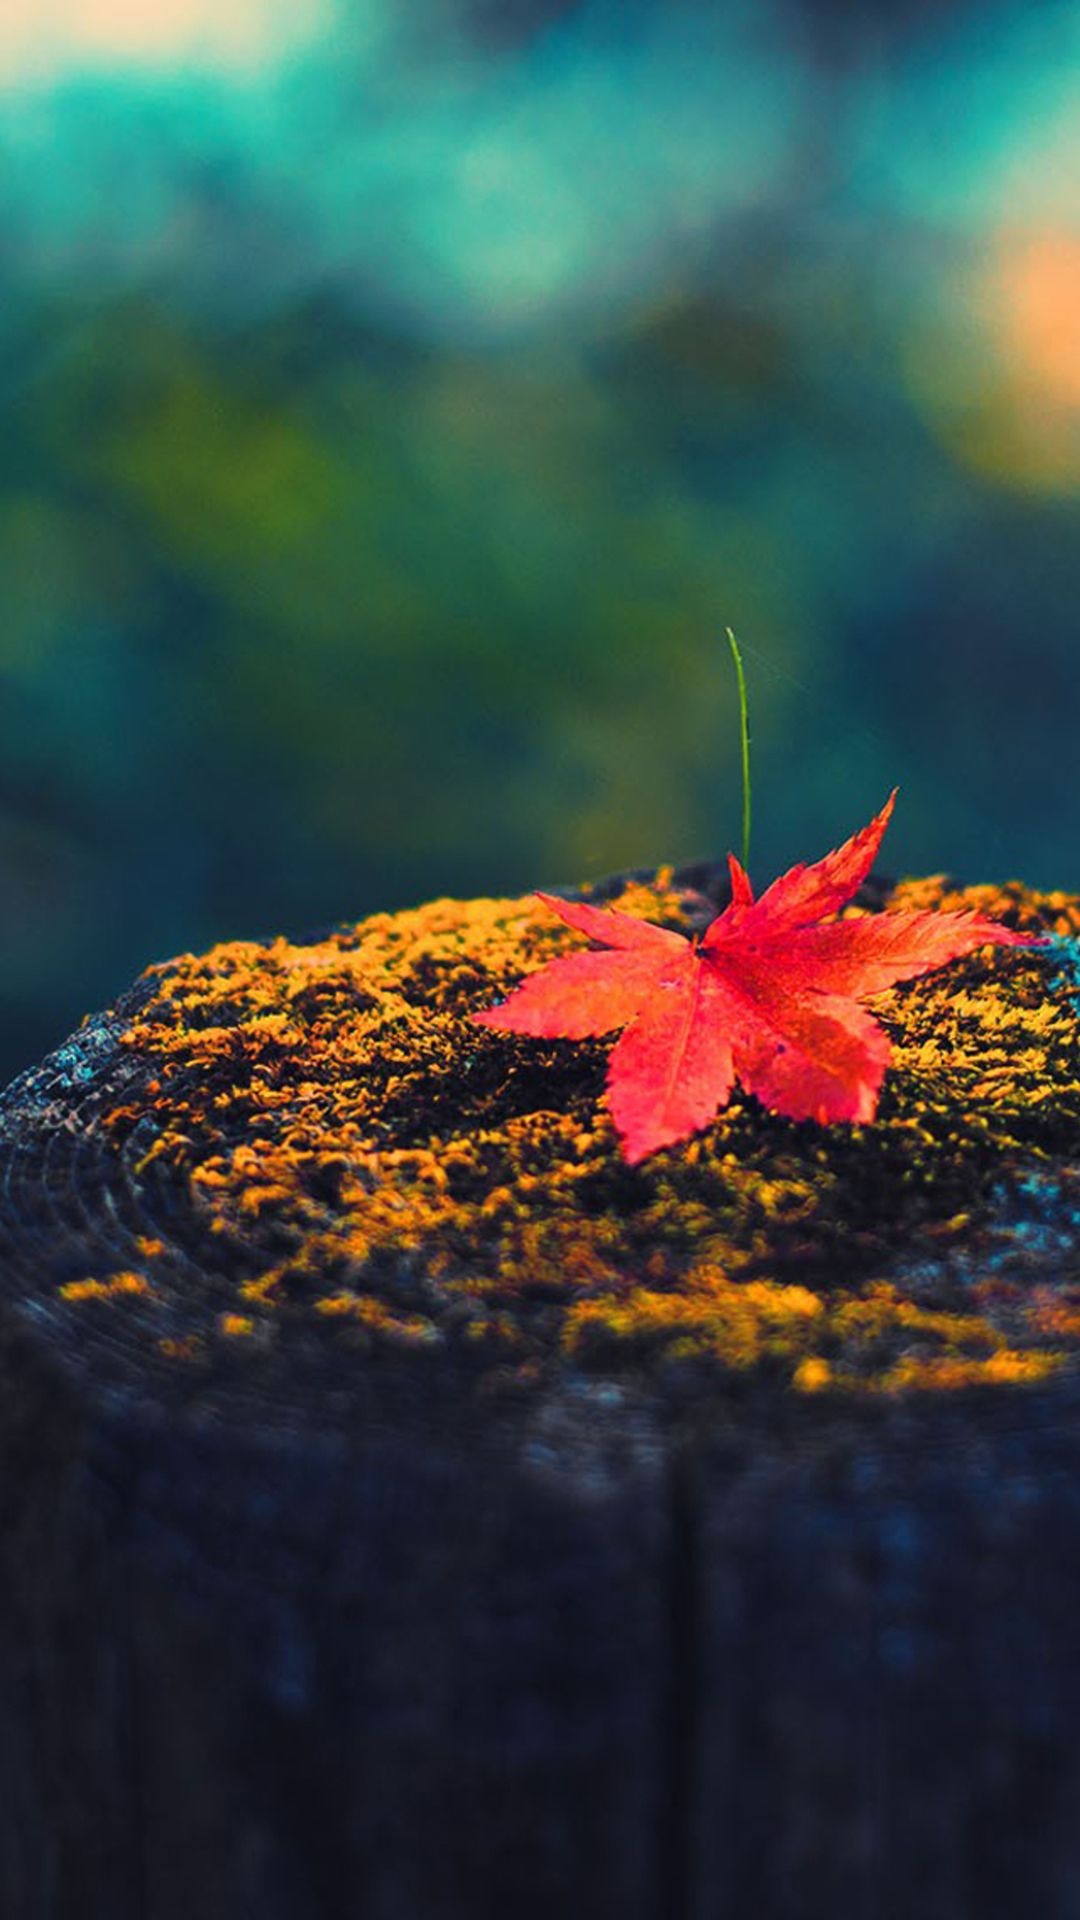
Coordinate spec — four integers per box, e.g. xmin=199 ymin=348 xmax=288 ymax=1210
xmin=2 ymin=858 xmax=1080 ymax=1440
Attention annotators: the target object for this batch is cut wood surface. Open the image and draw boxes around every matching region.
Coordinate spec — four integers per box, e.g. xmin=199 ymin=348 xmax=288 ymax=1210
xmin=2 ymin=856 xmax=1080 ymax=1919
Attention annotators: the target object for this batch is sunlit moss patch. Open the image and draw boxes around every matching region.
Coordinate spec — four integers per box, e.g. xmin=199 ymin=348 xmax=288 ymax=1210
xmin=72 ymin=867 xmax=1080 ymax=1396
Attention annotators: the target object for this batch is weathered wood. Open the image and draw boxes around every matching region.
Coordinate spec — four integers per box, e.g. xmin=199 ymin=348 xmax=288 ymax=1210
xmin=684 ymin=1389 xmax=1080 ymax=1919
xmin=0 ymin=1275 xmax=673 ymax=1920
xmin=0 ymin=859 xmax=1079 ymax=1918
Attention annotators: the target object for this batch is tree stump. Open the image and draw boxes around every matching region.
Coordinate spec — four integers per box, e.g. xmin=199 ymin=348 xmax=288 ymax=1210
xmin=2 ymin=857 xmax=1080 ymax=1919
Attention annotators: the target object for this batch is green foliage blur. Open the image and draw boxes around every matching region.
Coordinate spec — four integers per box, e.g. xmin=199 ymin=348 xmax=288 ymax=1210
xmin=0 ymin=0 xmax=1077 ymax=1079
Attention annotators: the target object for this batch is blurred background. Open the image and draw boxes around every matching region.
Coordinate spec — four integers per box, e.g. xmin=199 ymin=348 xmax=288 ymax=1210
xmin=0 ymin=0 xmax=1077 ymax=1081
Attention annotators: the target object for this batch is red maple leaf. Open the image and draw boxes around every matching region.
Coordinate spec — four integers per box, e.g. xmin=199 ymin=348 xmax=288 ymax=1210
xmin=472 ymin=790 xmax=1047 ymax=1164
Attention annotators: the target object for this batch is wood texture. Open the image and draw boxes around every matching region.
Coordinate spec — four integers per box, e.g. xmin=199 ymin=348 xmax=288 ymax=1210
xmin=0 ymin=860 xmax=1078 ymax=1918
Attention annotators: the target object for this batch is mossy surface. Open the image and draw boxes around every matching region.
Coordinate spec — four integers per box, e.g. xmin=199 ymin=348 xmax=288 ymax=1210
xmin=25 ymin=858 xmax=1079 ymax=1404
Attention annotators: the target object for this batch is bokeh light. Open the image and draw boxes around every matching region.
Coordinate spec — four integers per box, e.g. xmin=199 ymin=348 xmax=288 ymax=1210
xmin=0 ymin=0 xmax=1075 ymax=1082
xmin=0 ymin=0 xmax=330 ymax=82
xmin=999 ymin=232 xmax=1080 ymax=414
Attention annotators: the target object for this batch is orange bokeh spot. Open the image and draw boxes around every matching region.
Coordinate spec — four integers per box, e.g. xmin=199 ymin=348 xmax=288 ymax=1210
xmin=908 ymin=225 xmax=1080 ymax=495
xmin=996 ymin=229 xmax=1080 ymax=411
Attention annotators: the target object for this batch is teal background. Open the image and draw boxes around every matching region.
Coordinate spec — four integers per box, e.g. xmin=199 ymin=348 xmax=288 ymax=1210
xmin=0 ymin=0 xmax=1077 ymax=1079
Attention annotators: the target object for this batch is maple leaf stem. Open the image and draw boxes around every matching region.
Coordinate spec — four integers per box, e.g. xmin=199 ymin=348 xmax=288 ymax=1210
xmin=725 ymin=626 xmax=752 ymax=874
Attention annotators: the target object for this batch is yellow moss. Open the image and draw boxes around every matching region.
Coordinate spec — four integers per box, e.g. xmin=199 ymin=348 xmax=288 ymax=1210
xmin=102 ymin=867 xmax=1080 ymax=1392
xmin=219 ymin=1313 xmax=255 ymax=1338
xmin=793 ymin=1356 xmax=833 ymax=1393
xmin=873 ymin=1349 xmax=1066 ymax=1393
xmin=312 ymin=1293 xmax=436 ymax=1342
xmin=237 ymin=1267 xmax=288 ymax=1305
xmin=60 ymin=1271 xmax=151 ymax=1302
xmin=157 ymin=1335 xmax=201 ymax=1361
xmin=831 ymin=1283 xmax=1005 ymax=1350
xmin=566 ymin=1273 xmax=829 ymax=1371
xmin=742 ymin=1280 xmax=824 ymax=1320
